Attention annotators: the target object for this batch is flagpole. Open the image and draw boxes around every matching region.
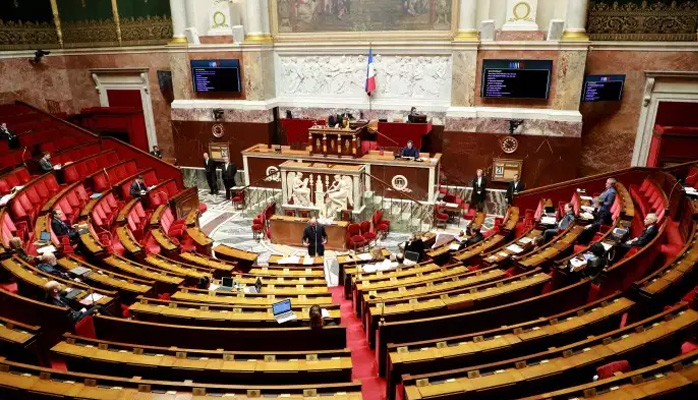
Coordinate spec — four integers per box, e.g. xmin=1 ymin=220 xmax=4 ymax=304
xmin=368 ymin=42 xmax=373 ymax=114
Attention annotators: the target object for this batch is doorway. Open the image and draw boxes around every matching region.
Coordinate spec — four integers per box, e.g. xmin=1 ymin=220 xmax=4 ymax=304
xmin=632 ymin=72 xmax=698 ymax=166
xmin=90 ymin=68 xmax=159 ymax=151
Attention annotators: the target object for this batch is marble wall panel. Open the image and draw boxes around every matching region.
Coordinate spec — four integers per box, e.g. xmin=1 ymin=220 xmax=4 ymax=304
xmin=283 ymin=107 xmax=448 ymax=126
xmin=242 ymin=49 xmax=275 ymax=101
xmin=169 ymin=49 xmax=193 ymax=101
xmin=0 ymin=56 xmax=73 ymax=113
xmin=445 ymin=117 xmax=582 ymax=137
xmin=581 ymin=50 xmax=698 ymax=176
xmin=553 ymin=50 xmax=588 ymax=111
xmin=171 ymin=107 xmax=273 ymax=123
xmin=451 ymin=49 xmax=478 ymax=107
xmin=63 ymin=52 xmax=175 ymax=158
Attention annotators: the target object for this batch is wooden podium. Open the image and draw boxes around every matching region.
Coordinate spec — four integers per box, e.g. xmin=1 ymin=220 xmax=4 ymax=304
xmin=308 ymin=125 xmax=365 ymax=158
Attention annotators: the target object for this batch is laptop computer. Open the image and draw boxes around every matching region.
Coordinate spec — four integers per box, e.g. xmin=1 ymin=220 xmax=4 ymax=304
xmin=215 ymin=276 xmax=234 ymax=292
xmin=404 ymin=250 xmax=420 ymax=263
xmin=272 ymin=299 xmax=297 ymax=324
xmin=36 ymin=231 xmax=51 ymax=246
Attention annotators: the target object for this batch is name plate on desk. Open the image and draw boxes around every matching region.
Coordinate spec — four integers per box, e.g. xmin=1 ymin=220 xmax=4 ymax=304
xmin=492 ymin=158 xmax=523 ymax=182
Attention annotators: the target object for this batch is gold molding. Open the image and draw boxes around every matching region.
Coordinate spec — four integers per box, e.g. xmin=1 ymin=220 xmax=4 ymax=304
xmin=110 ymin=0 xmax=122 ymax=45
xmin=49 ymin=0 xmax=63 ymax=48
xmin=453 ymin=31 xmax=479 ymax=41
xmin=168 ymin=36 xmax=188 ymax=46
xmin=561 ymin=31 xmax=590 ymax=41
xmin=243 ymin=33 xmax=273 ymax=45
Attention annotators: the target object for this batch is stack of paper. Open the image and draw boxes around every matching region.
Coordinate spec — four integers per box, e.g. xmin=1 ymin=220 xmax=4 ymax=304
xmin=519 ymin=237 xmax=533 ymax=244
xmin=541 ymin=216 xmax=557 ymax=225
xmin=278 ymin=255 xmax=300 ymax=264
xmin=358 ymin=253 xmax=372 ymax=261
xmin=449 ymin=243 xmax=461 ymax=251
xmin=303 ymin=256 xmax=314 ymax=265
xmin=79 ymin=293 xmax=104 ymax=306
xmin=506 ymin=244 xmax=524 ymax=254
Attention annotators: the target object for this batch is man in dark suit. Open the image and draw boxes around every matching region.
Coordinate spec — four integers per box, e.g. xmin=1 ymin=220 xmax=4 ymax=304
xmin=400 ymin=140 xmax=420 ymax=159
xmin=302 ymin=217 xmax=328 ymax=256
xmin=129 ymin=174 xmax=148 ymax=199
xmin=506 ymin=174 xmax=525 ymax=204
xmin=43 ymin=280 xmax=111 ymax=322
xmin=543 ymin=202 xmax=576 ymax=242
xmin=203 ymin=152 xmax=218 ymax=195
xmin=579 ymin=198 xmax=613 ymax=244
xmin=39 ymin=152 xmax=56 ymax=172
xmin=220 ymin=156 xmax=237 ymax=200
xmin=458 ymin=224 xmax=484 ymax=250
xmin=470 ymin=169 xmax=487 ymax=212
xmin=0 ymin=122 xmax=19 ymax=149
xmin=623 ymin=213 xmax=659 ymax=248
xmin=597 ymin=178 xmax=617 ymax=214
xmin=51 ymin=209 xmax=79 ymax=243
xmin=150 ymin=145 xmax=162 ymax=159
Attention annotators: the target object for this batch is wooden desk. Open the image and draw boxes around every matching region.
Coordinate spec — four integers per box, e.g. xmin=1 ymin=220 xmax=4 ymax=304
xmin=0 ymin=315 xmax=40 ymax=363
xmin=171 ymin=289 xmax=334 ymax=307
xmin=57 ymin=255 xmax=154 ymax=301
xmin=102 ymin=255 xmax=184 ymax=292
xmin=269 ymin=215 xmax=348 ymax=251
xmin=116 ymin=198 xmax=140 ymax=225
xmin=214 ymin=244 xmax=258 ymax=271
xmin=186 ymin=227 xmax=213 ymax=254
xmin=148 ymin=204 xmax=167 ymax=227
xmin=115 ymin=226 xmax=142 ymax=257
xmin=151 ymin=227 xmax=179 ymax=253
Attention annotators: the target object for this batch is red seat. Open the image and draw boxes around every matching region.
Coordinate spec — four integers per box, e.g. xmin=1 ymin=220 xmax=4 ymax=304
xmin=596 ymin=360 xmax=630 ymax=379
xmin=347 ymin=223 xmax=367 ymax=251
xmin=435 ymin=206 xmax=449 ymax=229
xmin=360 ymin=220 xmax=376 ymax=245
xmin=232 ymin=190 xmax=245 ymax=210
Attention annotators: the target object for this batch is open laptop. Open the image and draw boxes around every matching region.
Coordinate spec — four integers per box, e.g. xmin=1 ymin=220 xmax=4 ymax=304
xmin=404 ymin=250 xmax=420 ymax=263
xmin=37 ymin=231 xmax=51 ymax=246
xmin=215 ymin=276 xmax=234 ymax=292
xmin=272 ymin=299 xmax=297 ymax=324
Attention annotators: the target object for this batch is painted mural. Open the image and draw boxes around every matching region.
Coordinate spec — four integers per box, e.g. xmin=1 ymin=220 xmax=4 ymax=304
xmin=276 ymin=0 xmax=453 ymax=33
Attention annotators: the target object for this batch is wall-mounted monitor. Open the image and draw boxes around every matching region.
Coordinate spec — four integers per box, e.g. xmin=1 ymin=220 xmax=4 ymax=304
xmin=481 ymin=59 xmax=553 ymax=100
xmin=581 ymin=75 xmax=626 ymax=102
xmin=191 ymin=59 xmax=241 ymax=93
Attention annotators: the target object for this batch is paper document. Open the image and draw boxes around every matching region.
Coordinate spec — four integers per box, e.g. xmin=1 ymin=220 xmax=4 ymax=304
xmin=79 ymin=293 xmax=104 ymax=306
xmin=449 ymin=243 xmax=461 ymax=251
xmin=279 ymin=255 xmax=300 ymax=264
xmin=580 ymin=212 xmax=594 ymax=220
xmin=321 ymin=308 xmax=330 ymax=319
xmin=581 ymin=205 xmax=595 ymax=213
xmin=303 ymin=256 xmax=314 ymax=265
xmin=519 ymin=237 xmax=533 ymax=244
xmin=541 ymin=216 xmax=557 ymax=225
xmin=569 ymin=258 xmax=586 ymax=269
xmin=600 ymin=242 xmax=613 ymax=251
xmin=208 ymin=283 xmax=220 ymax=291
xmin=36 ymin=245 xmax=56 ymax=255
xmin=358 ymin=253 xmax=372 ymax=261
xmin=506 ymin=244 xmax=524 ymax=254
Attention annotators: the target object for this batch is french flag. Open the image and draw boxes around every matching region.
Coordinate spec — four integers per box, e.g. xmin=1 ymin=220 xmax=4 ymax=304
xmin=365 ymin=49 xmax=376 ymax=95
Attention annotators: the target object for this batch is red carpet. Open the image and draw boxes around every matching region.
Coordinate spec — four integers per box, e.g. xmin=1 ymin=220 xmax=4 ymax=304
xmin=330 ymin=286 xmax=386 ymax=400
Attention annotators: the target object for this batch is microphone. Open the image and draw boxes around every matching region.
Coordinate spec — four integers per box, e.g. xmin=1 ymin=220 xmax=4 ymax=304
xmin=103 ymin=168 xmax=111 ymax=186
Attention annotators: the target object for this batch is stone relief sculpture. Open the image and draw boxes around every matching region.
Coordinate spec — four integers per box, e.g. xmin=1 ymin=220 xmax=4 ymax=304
xmin=287 ymin=171 xmax=312 ymax=207
xmin=278 ymin=55 xmax=450 ymax=100
xmin=325 ymin=175 xmax=354 ymax=217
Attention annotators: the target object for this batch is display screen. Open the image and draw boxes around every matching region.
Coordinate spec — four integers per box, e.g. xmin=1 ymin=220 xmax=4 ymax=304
xmin=191 ymin=59 xmax=241 ymax=93
xmin=481 ymin=59 xmax=553 ymax=99
xmin=581 ymin=75 xmax=626 ymax=102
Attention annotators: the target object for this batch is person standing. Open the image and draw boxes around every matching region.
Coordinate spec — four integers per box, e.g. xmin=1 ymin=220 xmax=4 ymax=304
xmin=203 ymin=152 xmax=218 ymax=195
xmin=597 ymin=178 xmax=617 ymax=214
xmin=302 ymin=217 xmax=328 ymax=257
xmin=0 ymin=122 xmax=19 ymax=149
xmin=506 ymin=173 xmax=525 ymax=204
xmin=471 ymin=169 xmax=488 ymax=212
xmin=220 ymin=156 xmax=237 ymax=200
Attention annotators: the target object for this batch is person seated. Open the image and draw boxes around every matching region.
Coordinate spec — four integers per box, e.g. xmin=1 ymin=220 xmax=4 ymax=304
xmin=308 ymin=304 xmax=336 ymax=329
xmin=543 ymin=203 xmax=575 ymax=243
xmin=37 ymin=253 xmax=71 ymax=280
xmin=39 ymin=152 xmax=59 ymax=172
xmin=9 ymin=236 xmax=36 ymax=264
xmin=568 ymin=242 xmax=607 ymax=282
xmin=129 ymin=174 xmax=149 ymax=199
xmin=51 ymin=209 xmax=79 ymax=243
xmin=621 ymin=213 xmax=659 ymax=250
xmin=579 ymin=198 xmax=614 ymax=244
xmin=197 ymin=276 xmax=210 ymax=290
xmin=370 ymin=246 xmax=386 ymax=261
xmin=43 ymin=280 xmax=111 ymax=322
xmin=400 ymin=140 xmax=420 ymax=159
xmin=150 ymin=145 xmax=162 ymax=159
xmin=458 ymin=224 xmax=484 ymax=250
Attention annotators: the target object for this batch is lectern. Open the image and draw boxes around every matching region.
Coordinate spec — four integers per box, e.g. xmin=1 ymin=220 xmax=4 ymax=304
xmin=308 ymin=125 xmax=365 ymax=158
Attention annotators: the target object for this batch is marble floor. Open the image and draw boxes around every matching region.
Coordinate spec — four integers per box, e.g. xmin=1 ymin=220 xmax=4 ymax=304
xmin=197 ymin=189 xmax=496 ymax=266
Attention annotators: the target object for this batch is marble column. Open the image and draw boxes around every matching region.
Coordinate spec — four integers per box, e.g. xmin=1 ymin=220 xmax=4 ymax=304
xmin=169 ymin=0 xmax=187 ymax=44
xmin=562 ymin=0 xmax=590 ymax=40
xmin=454 ymin=0 xmax=478 ymax=41
xmin=244 ymin=0 xmax=272 ymax=44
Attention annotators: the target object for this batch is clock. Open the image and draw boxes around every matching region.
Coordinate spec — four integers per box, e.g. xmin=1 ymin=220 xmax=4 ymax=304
xmin=212 ymin=124 xmax=224 ymax=138
xmin=501 ymin=136 xmax=519 ymax=154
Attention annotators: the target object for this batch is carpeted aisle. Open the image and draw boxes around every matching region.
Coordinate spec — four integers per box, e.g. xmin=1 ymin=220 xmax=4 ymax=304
xmin=330 ymin=287 xmax=386 ymax=400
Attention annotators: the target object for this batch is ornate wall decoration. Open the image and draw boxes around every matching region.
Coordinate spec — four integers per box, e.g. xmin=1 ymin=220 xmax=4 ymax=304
xmin=587 ymin=0 xmax=698 ymax=41
xmin=277 ymin=54 xmax=451 ymax=101
xmin=274 ymin=0 xmax=453 ymax=33
xmin=57 ymin=0 xmax=119 ymax=48
xmin=117 ymin=0 xmax=172 ymax=46
xmin=0 ymin=1 xmax=59 ymax=50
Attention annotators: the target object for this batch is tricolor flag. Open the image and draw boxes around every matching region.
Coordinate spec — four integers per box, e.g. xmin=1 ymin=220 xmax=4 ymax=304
xmin=365 ymin=49 xmax=376 ymax=96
